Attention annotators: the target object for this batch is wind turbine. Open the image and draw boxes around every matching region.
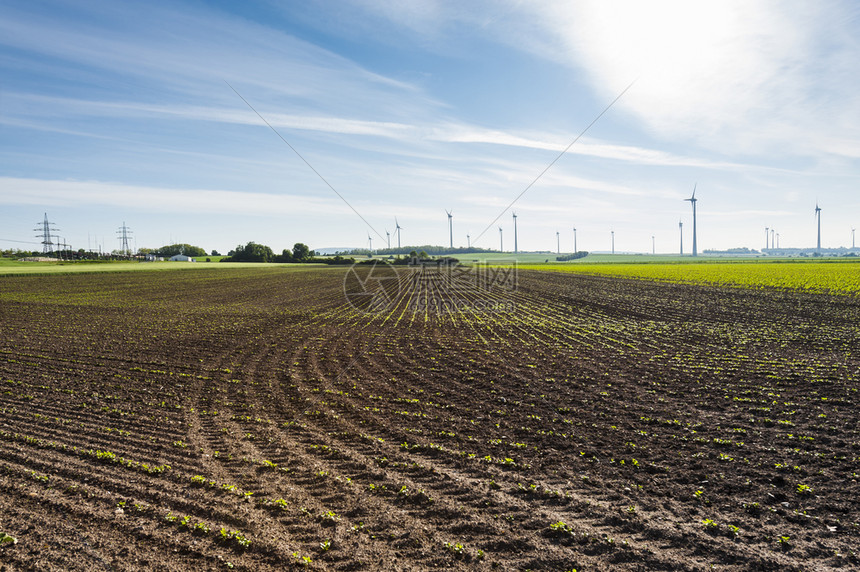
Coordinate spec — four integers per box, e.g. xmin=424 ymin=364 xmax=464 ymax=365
xmin=512 ymin=212 xmax=518 ymax=253
xmin=573 ymin=227 xmax=577 ymax=253
xmin=556 ymin=231 xmax=560 ymax=254
xmin=852 ymin=227 xmax=856 ymax=249
xmin=385 ymin=229 xmax=390 ymax=249
xmin=765 ymin=227 xmax=769 ymax=250
xmin=467 ymin=233 xmax=471 ymax=248
xmin=679 ymin=219 xmax=683 ymax=255
xmin=684 ymin=184 xmax=698 ymax=257
xmin=652 ymin=235 xmax=655 ymax=255
xmin=395 ymin=218 xmax=402 ymax=249
xmin=446 ymin=210 xmax=453 ymax=249
xmin=776 ymin=232 xmax=780 ymax=249
xmin=771 ymin=228 xmax=775 ymax=250
xmin=368 ymin=233 xmax=373 ymax=254
xmin=815 ymin=203 xmax=821 ymax=251
xmin=499 ymin=226 xmax=503 ymax=252
xmin=610 ymin=230 xmax=615 ymax=255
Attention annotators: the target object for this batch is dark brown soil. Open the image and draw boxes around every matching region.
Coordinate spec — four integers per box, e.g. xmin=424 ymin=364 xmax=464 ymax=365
xmin=0 ymin=266 xmax=857 ymax=571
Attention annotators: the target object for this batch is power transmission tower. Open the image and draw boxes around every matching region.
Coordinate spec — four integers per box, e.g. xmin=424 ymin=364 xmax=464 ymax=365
xmin=34 ymin=213 xmax=59 ymax=255
xmin=117 ymin=222 xmax=133 ymax=256
xmin=57 ymin=237 xmax=69 ymax=260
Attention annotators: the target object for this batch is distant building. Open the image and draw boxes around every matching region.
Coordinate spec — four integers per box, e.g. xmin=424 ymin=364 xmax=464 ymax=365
xmin=169 ymin=254 xmax=195 ymax=262
xmin=144 ymin=254 xmax=164 ymax=262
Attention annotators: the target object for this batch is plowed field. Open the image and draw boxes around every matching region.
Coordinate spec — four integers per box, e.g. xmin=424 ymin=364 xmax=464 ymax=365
xmin=0 ymin=266 xmax=858 ymax=570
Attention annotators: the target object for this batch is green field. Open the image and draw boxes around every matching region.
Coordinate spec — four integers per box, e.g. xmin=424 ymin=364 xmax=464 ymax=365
xmin=517 ymin=259 xmax=860 ymax=294
xmin=5 ymin=255 xmax=859 ymax=294
xmin=365 ymin=252 xmax=816 ymax=265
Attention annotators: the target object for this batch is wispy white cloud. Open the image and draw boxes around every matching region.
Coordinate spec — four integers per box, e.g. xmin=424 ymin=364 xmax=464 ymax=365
xmin=515 ymin=1 xmax=860 ymax=158
xmin=6 ymin=91 xmax=788 ymax=175
xmin=426 ymin=123 xmax=769 ymax=170
xmin=0 ymin=177 xmax=350 ymax=217
xmin=353 ymin=1 xmax=860 ymax=161
xmin=0 ymin=176 xmax=447 ymax=233
xmin=0 ymin=0 xmax=433 ymax=119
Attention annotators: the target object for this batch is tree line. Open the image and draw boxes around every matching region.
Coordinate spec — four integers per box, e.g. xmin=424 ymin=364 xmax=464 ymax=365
xmin=222 ymin=242 xmax=352 ymax=264
xmin=222 ymin=242 xmax=308 ymax=263
xmin=138 ymin=244 xmax=209 ymax=257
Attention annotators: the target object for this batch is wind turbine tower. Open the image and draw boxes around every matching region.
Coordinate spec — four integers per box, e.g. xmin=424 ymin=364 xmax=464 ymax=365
xmin=684 ymin=184 xmax=698 ymax=256
xmin=679 ymin=219 xmax=683 ymax=255
xmin=395 ymin=218 xmax=402 ymax=249
xmin=499 ymin=227 xmax=503 ymax=252
xmin=573 ymin=227 xmax=577 ymax=253
xmin=852 ymin=227 xmax=856 ymax=249
xmin=556 ymin=231 xmax=560 ymax=254
xmin=652 ymin=235 xmax=655 ymax=255
xmin=368 ymin=234 xmax=373 ymax=254
xmin=385 ymin=230 xmax=390 ymax=249
xmin=512 ymin=212 xmax=518 ymax=253
xmin=467 ymin=234 xmax=471 ymax=248
xmin=815 ymin=203 xmax=822 ymax=251
xmin=765 ymin=227 xmax=769 ymax=250
xmin=446 ymin=210 xmax=453 ymax=249
xmin=610 ymin=230 xmax=615 ymax=255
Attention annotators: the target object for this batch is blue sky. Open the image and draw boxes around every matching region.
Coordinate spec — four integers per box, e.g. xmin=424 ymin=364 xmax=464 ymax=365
xmin=2 ymin=0 xmax=859 ymax=254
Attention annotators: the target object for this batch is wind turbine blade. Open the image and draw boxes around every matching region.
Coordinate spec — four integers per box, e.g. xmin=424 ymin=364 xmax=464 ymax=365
xmin=692 ymin=183 xmax=697 ymax=200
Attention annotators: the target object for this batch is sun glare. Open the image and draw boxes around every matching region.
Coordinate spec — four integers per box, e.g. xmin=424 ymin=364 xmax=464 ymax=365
xmin=556 ymin=1 xmax=787 ymax=140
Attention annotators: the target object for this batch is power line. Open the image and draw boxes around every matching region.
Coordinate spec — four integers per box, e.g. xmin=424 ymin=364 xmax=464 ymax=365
xmin=474 ymin=80 xmax=636 ymax=244
xmin=225 ymin=81 xmax=385 ymax=243
xmin=0 ymin=238 xmax=42 ymax=245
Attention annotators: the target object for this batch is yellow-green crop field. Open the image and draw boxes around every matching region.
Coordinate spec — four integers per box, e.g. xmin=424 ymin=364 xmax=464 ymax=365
xmin=518 ymin=260 xmax=860 ymax=294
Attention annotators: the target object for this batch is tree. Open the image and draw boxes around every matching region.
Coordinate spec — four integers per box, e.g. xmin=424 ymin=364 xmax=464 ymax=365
xmin=274 ymin=248 xmax=293 ymax=263
xmin=211 ymin=250 xmax=221 ymax=256
xmin=225 ymin=241 xmax=274 ymax=262
xmin=156 ymin=243 xmax=206 ymax=257
xmin=291 ymin=243 xmax=311 ymax=262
